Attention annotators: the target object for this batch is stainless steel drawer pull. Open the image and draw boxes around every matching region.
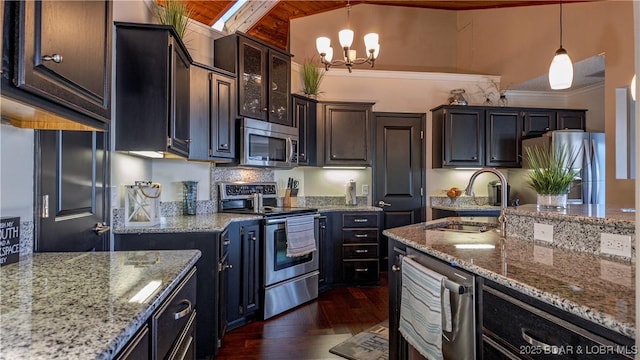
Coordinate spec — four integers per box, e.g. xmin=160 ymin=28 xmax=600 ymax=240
xmin=174 ymin=299 xmax=193 ymax=320
xmin=355 ymin=249 xmax=369 ymax=253
xmin=521 ymin=328 xmax=555 ymax=353
xmin=42 ymin=54 xmax=63 ymax=63
xmin=354 ymin=268 xmax=369 ymax=272
xmin=353 ymin=219 xmax=368 ymax=223
xmin=354 ymin=234 xmax=368 ymax=238
xmin=177 ymin=335 xmax=194 ymax=360
xmin=223 ymin=238 xmax=231 ymax=246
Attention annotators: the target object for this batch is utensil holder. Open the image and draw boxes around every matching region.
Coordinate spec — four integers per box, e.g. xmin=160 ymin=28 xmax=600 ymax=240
xmin=182 ymin=181 xmax=198 ymax=215
xmin=283 ymin=189 xmax=298 ymax=208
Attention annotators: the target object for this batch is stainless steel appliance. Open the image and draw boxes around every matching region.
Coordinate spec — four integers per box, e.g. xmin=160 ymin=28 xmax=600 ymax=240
xmin=522 ymin=130 xmax=605 ymax=204
xmin=487 ymin=180 xmax=510 ymax=206
xmin=239 ymin=118 xmax=299 ymax=168
xmin=218 ymin=182 xmax=319 ymax=320
xmin=404 ymin=248 xmax=476 ymax=360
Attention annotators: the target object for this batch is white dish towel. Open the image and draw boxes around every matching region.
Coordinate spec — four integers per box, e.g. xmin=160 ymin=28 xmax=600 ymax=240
xmin=285 ymin=215 xmax=317 ymax=257
xmin=399 ymin=256 xmax=452 ymax=360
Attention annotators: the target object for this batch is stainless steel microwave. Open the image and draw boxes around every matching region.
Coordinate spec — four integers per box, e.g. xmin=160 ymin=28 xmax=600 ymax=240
xmin=240 ymin=118 xmax=298 ymax=168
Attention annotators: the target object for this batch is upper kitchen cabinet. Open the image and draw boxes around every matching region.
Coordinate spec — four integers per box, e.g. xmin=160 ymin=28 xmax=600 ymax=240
xmin=1 ymin=0 xmax=112 ymax=130
xmin=115 ymin=22 xmax=192 ymax=158
xmin=189 ymin=63 xmax=236 ymax=162
xmin=214 ymin=33 xmax=292 ymax=126
xmin=318 ymin=101 xmax=375 ymax=167
xmin=522 ymin=108 xmax=586 ymax=137
xmin=432 ymin=105 xmax=485 ymax=168
xmin=485 ymin=108 xmax=522 ymax=167
xmin=292 ymin=94 xmax=318 ymax=166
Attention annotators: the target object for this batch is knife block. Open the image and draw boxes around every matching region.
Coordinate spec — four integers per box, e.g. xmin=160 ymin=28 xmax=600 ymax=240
xmin=283 ymin=189 xmax=298 ymax=208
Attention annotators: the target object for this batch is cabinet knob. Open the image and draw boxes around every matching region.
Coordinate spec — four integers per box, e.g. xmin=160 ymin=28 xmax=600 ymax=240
xmin=263 ymin=107 xmax=268 ymax=112
xmin=221 ymin=143 xmax=228 ymax=149
xmin=471 ymin=156 xmax=477 ymax=160
xmin=300 ymin=153 xmax=305 ymax=157
xmin=545 ymin=127 xmax=550 ymax=131
xmin=42 ymin=54 xmax=63 ymax=63
xmin=391 ymin=264 xmax=401 ymax=272
xmin=185 ymin=138 xmax=192 ymax=143
xmin=491 ymin=156 xmax=496 ymax=160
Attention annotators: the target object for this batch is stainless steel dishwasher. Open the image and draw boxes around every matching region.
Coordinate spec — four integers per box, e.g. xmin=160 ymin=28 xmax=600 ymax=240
xmin=405 ymin=248 xmax=476 ymax=360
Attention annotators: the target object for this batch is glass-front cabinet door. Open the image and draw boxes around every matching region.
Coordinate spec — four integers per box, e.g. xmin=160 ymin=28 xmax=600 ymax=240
xmin=269 ymin=52 xmax=291 ymax=126
xmin=239 ymin=37 xmax=267 ymax=120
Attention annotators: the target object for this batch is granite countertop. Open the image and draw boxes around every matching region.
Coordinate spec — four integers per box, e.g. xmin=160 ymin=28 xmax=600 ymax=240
xmin=316 ymin=205 xmax=382 ymax=212
xmin=430 ymin=194 xmax=500 ymax=212
xmin=0 ymin=250 xmax=201 ymax=360
xmin=113 ymin=212 xmax=263 ymax=234
xmin=383 ymin=218 xmax=635 ymax=339
xmin=431 ymin=204 xmax=501 ymax=212
xmin=506 ymin=204 xmax=636 ymax=229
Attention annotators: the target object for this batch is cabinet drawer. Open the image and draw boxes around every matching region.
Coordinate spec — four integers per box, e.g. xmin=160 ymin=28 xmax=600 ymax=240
xmin=342 ymin=229 xmax=378 ymax=244
xmin=342 ymin=244 xmax=379 ymax=259
xmin=153 ymin=267 xmax=197 ymax=360
xmin=483 ymin=286 xmax=633 ymax=359
xmin=168 ymin=311 xmax=196 ymax=360
xmin=116 ymin=324 xmax=149 ymax=360
xmin=343 ymin=213 xmax=379 ymax=228
xmin=342 ymin=260 xmax=379 ymax=282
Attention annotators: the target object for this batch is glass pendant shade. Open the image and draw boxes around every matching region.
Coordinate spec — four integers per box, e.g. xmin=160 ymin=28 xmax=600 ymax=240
xmin=631 ymin=74 xmax=637 ymax=101
xmin=372 ymin=43 xmax=380 ymax=59
xmin=338 ymin=29 xmax=354 ymax=48
xmin=325 ymin=47 xmax=334 ymax=62
xmin=316 ymin=37 xmax=331 ymax=55
xmin=364 ymin=33 xmax=379 ymax=51
xmin=549 ymin=47 xmax=573 ymax=90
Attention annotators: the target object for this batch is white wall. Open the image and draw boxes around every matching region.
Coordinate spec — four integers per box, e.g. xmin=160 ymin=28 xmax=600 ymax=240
xmin=0 ymin=124 xmax=33 ymax=221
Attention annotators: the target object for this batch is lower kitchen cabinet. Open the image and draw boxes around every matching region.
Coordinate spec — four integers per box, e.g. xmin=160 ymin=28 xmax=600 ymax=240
xmin=388 ymin=239 xmax=408 ymax=360
xmin=114 ymin=233 xmax=219 ymax=359
xmin=482 ymin=279 xmax=634 ymax=360
xmin=226 ymin=220 xmax=261 ymax=330
xmin=317 ymin=215 xmax=331 ymax=293
xmin=340 ymin=212 xmax=380 ymax=285
xmin=115 ymin=267 xmax=197 ymax=360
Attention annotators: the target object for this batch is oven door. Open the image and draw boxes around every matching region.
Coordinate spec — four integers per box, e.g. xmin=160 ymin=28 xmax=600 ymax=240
xmin=264 ymin=215 xmax=319 ymax=286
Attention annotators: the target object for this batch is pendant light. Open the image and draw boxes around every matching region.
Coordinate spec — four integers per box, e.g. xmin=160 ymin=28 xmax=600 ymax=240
xmin=631 ymin=74 xmax=636 ymax=101
xmin=548 ymin=1 xmax=573 ymax=90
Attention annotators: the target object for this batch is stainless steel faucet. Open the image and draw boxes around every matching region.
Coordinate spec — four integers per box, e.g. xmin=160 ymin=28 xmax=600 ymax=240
xmin=464 ymin=168 xmax=508 ymax=238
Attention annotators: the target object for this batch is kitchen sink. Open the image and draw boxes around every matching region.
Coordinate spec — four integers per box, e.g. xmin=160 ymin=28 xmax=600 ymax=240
xmin=424 ymin=222 xmax=497 ymax=233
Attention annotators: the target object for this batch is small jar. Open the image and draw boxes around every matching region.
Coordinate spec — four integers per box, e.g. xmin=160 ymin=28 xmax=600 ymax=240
xmin=448 ymin=89 xmax=468 ymax=105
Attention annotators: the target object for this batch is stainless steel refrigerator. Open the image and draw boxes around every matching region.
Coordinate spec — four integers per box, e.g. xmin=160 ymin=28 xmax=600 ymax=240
xmin=522 ymin=130 xmax=605 ymax=205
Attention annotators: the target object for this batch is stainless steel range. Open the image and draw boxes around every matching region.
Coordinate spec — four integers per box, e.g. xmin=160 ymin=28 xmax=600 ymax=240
xmin=218 ymin=182 xmax=320 ymax=319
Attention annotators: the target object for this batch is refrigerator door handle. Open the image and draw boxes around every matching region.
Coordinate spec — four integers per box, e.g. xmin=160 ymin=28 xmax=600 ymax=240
xmin=591 ymin=139 xmax=600 ymax=204
xmin=583 ymin=139 xmax=592 ymax=204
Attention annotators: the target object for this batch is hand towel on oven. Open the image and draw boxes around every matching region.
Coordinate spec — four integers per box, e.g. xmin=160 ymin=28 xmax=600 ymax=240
xmin=399 ymin=256 xmax=451 ymax=360
xmin=285 ymin=215 xmax=317 ymax=257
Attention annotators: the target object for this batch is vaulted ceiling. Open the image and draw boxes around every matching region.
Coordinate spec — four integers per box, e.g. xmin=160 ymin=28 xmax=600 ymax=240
xmin=182 ymin=0 xmax=595 ymax=51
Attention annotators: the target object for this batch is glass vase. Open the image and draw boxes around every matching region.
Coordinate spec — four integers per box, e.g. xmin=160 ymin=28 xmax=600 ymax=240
xmin=536 ymin=194 xmax=567 ymax=209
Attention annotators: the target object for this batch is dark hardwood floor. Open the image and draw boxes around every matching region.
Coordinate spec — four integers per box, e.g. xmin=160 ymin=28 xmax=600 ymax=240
xmin=215 ymin=273 xmax=389 ymax=360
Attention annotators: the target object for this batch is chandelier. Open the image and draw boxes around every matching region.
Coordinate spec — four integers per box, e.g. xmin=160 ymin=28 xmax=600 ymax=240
xmin=315 ymin=1 xmax=380 ymax=73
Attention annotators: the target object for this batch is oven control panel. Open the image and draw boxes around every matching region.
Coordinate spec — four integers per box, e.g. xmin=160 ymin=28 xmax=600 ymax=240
xmin=219 ymin=182 xmax=278 ymax=200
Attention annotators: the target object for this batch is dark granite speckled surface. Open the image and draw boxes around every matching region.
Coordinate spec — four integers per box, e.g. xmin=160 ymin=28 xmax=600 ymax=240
xmin=113 ymin=213 xmax=263 ymax=234
xmin=0 ymin=250 xmax=201 ymax=360
xmin=383 ymin=218 xmax=635 ymax=339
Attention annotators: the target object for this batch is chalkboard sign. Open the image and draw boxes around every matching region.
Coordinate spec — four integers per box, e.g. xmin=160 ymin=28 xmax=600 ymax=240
xmin=0 ymin=217 xmax=20 ymax=266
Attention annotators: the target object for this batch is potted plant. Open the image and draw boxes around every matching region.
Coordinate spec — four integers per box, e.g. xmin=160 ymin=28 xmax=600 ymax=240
xmin=524 ymin=144 xmax=579 ymax=209
xmin=152 ymin=0 xmax=193 ymax=40
xmin=301 ymin=59 xmax=325 ymax=98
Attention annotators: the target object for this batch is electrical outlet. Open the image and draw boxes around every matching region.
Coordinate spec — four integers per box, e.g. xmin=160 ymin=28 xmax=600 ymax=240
xmin=600 ymin=233 xmax=632 ymax=257
xmin=533 ymin=223 xmax=553 ymax=242
xmin=362 ymin=184 xmax=369 ymax=195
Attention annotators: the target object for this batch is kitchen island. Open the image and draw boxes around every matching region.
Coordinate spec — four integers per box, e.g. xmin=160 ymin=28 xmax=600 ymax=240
xmin=384 ymin=213 xmax=635 ymax=358
xmin=0 ymin=250 xmax=200 ymax=359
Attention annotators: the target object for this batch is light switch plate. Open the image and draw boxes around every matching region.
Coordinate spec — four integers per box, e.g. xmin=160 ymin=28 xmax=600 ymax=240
xmin=533 ymin=223 xmax=553 ymax=242
xmin=600 ymin=233 xmax=632 ymax=257
xmin=362 ymin=184 xmax=369 ymax=195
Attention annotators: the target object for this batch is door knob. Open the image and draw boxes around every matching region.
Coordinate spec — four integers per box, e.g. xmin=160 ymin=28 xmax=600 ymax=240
xmin=93 ymin=222 xmax=110 ymax=235
xmin=378 ymin=200 xmax=391 ymax=207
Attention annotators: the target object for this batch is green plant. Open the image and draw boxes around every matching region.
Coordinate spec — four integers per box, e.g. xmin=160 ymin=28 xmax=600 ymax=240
xmin=524 ymin=144 xmax=579 ymax=195
xmin=153 ymin=0 xmax=193 ymax=39
xmin=301 ymin=60 xmax=325 ymax=96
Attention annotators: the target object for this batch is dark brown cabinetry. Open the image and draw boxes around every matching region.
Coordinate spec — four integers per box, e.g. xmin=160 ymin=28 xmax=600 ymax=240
xmin=319 ymin=101 xmax=375 ymax=166
xmin=115 ymin=22 xmax=192 ymax=157
xmin=189 ymin=64 xmax=236 ymax=161
xmin=388 ymin=240 xmax=408 ymax=360
xmin=214 ymin=33 xmax=291 ymax=125
xmin=292 ymin=94 xmax=318 ymax=165
xmin=482 ymin=280 xmax=634 ymax=359
xmin=1 ymin=0 xmax=112 ymax=130
xmin=226 ymin=220 xmax=261 ymax=330
xmin=433 ymin=105 xmax=586 ymax=168
xmin=522 ymin=108 xmax=586 ymax=137
xmin=341 ymin=213 xmax=380 ymax=284
xmin=115 ymin=325 xmax=149 ymax=360
xmin=317 ymin=216 xmax=330 ymax=292
xmin=114 ymin=233 xmax=219 ymax=359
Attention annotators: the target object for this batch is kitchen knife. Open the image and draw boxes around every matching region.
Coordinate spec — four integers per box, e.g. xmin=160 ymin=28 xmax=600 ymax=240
xmin=287 ymin=177 xmax=293 ymax=189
